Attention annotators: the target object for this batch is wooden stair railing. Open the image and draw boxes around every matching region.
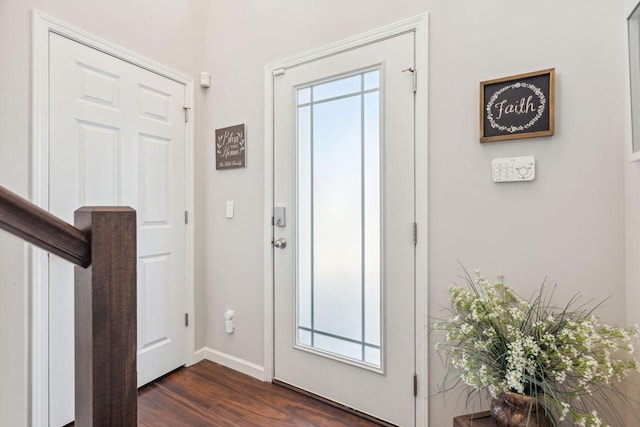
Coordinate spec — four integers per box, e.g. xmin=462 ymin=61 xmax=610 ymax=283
xmin=0 ymin=185 xmax=137 ymax=427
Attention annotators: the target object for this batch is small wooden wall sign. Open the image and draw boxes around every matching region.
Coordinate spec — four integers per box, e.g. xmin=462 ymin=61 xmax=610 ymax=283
xmin=480 ymin=68 xmax=555 ymax=143
xmin=216 ymin=124 xmax=246 ymax=169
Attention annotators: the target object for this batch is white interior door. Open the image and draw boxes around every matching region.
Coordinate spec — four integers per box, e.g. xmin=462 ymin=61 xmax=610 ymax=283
xmin=273 ymin=32 xmax=416 ymax=426
xmin=48 ymin=33 xmax=187 ymax=426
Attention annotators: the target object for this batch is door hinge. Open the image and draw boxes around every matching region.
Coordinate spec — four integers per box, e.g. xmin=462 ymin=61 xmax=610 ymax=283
xmin=185 ymin=210 xmax=189 ymax=224
xmin=183 ymin=106 xmax=191 ymax=123
xmin=413 ymin=373 xmax=418 ymax=396
xmin=413 ymin=222 xmax=417 ymax=245
xmin=402 ymin=67 xmax=417 ymax=93
xmin=412 ymin=69 xmax=417 ymax=93
xmin=185 ymin=313 xmax=189 ymax=327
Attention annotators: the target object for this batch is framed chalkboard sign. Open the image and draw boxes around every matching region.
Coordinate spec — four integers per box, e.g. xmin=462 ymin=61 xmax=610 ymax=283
xmin=215 ymin=124 xmax=246 ymax=169
xmin=480 ymin=69 xmax=555 ymax=143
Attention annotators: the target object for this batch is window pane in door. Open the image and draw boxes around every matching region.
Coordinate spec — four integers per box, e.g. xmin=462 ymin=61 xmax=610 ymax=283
xmin=298 ymin=87 xmax=311 ymax=105
xmin=297 ymin=105 xmax=312 ymax=330
xmin=313 ymin=74 xmax=361 ymax=102
xmin=363 ymin=70 xmax=380 ymax=91
xmin=296 ymin=69 xmax=381 ymax=368
xmin=364 ymin=91 xmax=381 ymax=346
xmin=314 ymin=334 xmax=362 ymax=360
xmin=313 ymin=94 xmax=362 ymax=341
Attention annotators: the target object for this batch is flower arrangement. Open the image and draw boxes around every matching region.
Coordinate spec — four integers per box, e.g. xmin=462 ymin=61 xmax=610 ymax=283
xmin=434 ymin=269 xmax=640 ymax=427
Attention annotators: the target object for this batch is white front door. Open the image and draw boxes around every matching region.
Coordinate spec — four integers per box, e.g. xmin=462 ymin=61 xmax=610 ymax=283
xmin=273 ymin=32 xmax=416 ymax=426
xmin=48 ymin=33 xmax=187 ymax=426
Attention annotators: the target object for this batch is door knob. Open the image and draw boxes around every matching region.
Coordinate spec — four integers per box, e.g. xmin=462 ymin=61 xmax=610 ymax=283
xmin=274 ymin=238 xmax=287 ymax=249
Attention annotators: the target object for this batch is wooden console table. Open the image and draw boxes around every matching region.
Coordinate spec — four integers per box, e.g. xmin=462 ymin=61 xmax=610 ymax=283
xmin=453 ymin=411 xmax=497 ymax=427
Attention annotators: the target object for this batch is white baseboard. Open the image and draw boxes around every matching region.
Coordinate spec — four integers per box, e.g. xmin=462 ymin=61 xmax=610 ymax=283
xmin=193 ymin=347 xmax=266 ymax=381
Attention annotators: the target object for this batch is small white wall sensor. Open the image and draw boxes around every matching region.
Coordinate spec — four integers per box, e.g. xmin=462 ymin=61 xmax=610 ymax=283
xmin=224 ymin=309 xmax=235 ymax=334
xmin=200 ymin=72 xmax=211 ymax=88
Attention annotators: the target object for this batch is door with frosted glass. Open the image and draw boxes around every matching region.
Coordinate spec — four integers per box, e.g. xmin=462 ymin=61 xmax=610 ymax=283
xmin=273 ymin=32 xmax=416 ymax=426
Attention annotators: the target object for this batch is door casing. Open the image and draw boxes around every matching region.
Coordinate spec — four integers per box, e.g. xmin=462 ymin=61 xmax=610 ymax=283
xmin=263 ymin=14 xmax=429 ymax=426
xmin=31 ymin=11 xmax=196 ymax=426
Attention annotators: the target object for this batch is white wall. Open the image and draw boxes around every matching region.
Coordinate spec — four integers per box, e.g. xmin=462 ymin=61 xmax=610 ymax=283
xmin=203 ymin=1 xmax=627 ymax=426
xmin=624 ymin=0 xmax=640 ymax=425
xmin=0 ymin=2 xmax=207 ymax=425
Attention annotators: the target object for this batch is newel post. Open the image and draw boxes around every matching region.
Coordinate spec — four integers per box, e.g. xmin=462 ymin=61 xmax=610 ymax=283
xmin=74 ymin=207 xmax=137 ymax=427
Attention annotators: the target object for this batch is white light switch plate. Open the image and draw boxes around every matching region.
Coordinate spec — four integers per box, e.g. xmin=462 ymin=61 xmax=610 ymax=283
xmin=226 ymin=201 xmax=234 ymax=218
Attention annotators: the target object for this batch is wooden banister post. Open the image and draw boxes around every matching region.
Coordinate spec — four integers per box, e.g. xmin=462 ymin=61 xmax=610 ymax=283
xmin=1 ymin=186 xmax=138 ymax=424
xmin=74 ymin=207 xmax=137 ymax=427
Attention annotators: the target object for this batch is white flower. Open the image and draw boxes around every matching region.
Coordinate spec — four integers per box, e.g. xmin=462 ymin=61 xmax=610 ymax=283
xmin=559 ymin=402 xmax=570 ymax=421
xmin=436 ymin=269 xmax=640 ymax=426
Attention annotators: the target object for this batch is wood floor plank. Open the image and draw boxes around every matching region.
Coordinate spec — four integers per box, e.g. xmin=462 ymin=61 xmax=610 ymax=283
xmin=188 ymin=360 xmax=277 ymax=396
xmin=287 ymin=401 xmax=382 ymax=427
xmin=155 ymin=368 xmax=234 ymax=410
xmin=137 ymin=360 xmax=385 ymax=427
xmin=186 ymin=361 xmax=380 ymax=425
xmin=137 ymin=383 xmax=234 ymax=427
xmin=206 ymin=391 xmax=307 ymax=427
xmin=69 ymin=360 xmax=384 ymax=426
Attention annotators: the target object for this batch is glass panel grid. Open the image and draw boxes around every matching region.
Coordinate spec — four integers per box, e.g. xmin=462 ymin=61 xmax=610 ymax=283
xmin=296 ymin=68 xmax=381 ymax=368
xmin=312 ymin=74 xmax=361 ymax=102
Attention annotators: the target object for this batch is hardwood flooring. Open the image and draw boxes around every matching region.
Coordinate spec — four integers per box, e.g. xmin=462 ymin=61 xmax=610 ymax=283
xmin=137 ymin=360 xmax=384 ymax=426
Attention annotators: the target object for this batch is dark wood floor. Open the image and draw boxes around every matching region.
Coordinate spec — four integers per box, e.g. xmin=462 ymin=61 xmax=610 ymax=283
xmin=137 ymin=360 xmax=383 ymax=426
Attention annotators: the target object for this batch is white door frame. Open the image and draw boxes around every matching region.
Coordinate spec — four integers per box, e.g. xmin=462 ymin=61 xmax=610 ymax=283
xmin=263 ymin=14 xmax=429 ymax=426
xmin=31 ymin=11 xmax=196 ymax=426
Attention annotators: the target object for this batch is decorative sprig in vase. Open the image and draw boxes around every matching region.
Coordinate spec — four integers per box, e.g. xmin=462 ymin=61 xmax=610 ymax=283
xmin=434 ymin=269 xmax=640 ymax=427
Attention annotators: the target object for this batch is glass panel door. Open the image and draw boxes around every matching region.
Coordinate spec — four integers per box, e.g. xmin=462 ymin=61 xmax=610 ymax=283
xmin=272 ymin=30 xmax=416 ymax=426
